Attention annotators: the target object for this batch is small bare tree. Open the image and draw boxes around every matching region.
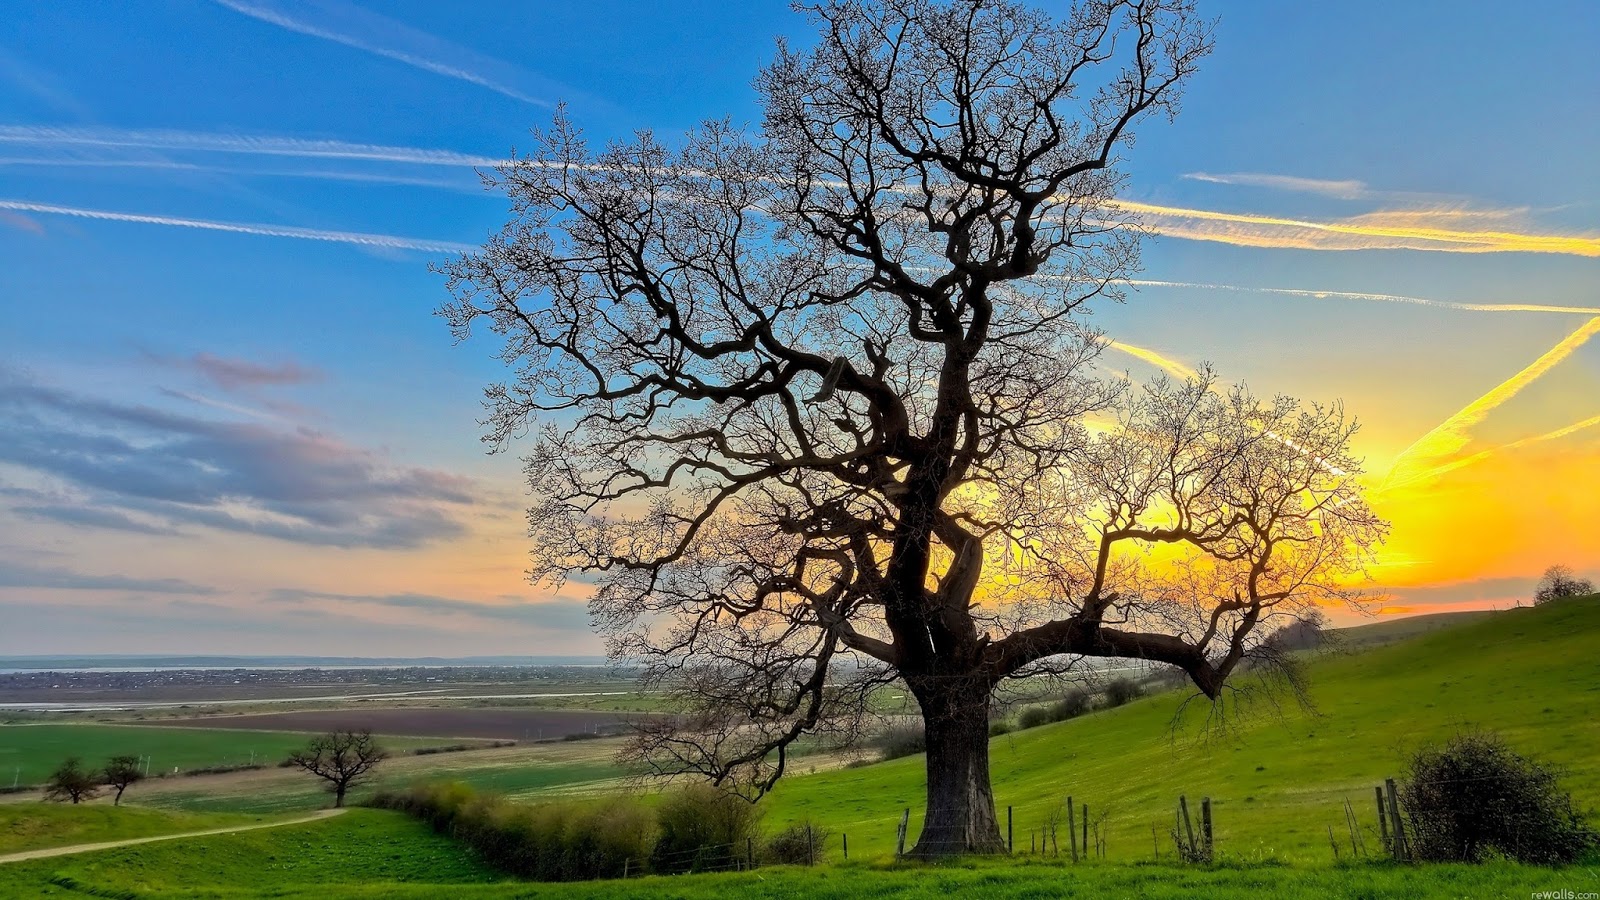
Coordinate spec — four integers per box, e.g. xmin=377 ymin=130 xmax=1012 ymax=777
xmin=443 ymin=0 xmax=1385 ymax=855
xmin=44 ymin=757 xmax=99 ymax=805
xmin=287 ymin=729 xmax=387 ymax=808
xmin=1534 ymin=565 xmax=1593 ymax=605
xmin=102 ymin=755 xmax=144 ymax=806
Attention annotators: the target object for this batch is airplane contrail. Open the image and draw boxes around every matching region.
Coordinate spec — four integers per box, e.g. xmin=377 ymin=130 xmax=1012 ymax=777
xmin=0 ymin=199 xmax=472 ymax=253
xmin=0 ymin=125 xmax=506 ymax=167
xmin=1383 ymin=316 xmax=1600 ymax=490
xmin=211 ymin=0 xmax=550 ymax=106
xmin=1103 ymin=340 xmax=1198 ymax=380
xmin=1111 ymin=199 xmax=1600 ymax=258
xmin=1415 ymin=412 xmax=1600 ymax=482
xmin=1129 ymin=279 xmax=1600 ymax=316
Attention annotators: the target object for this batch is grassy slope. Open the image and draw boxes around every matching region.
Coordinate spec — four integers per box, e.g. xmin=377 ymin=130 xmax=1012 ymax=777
xmin=761 ymin=596 xmax=1600 ymax=862
xmin=0 ymin=809 xmax=504 ymax=898
xmin=1329 ymin=610 xmax=1496 ymax=649
xmin=0 ymin=724 xmax=446 ymax=786
xmin=0 ymin=805 xmax=270 ymax=855
xmin=0 ymin=810 xmax=1586 ymax=899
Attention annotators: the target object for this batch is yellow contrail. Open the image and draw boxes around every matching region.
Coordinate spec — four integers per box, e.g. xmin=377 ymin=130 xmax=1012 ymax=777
xmin=1103 ymin=341 xmax=1198 ymax=380
xmin=1383 ymin=316 xmax=1600 ymax=490
xmin=1127 ymin=279 xmax=1600 ymax=315
xmin=1110 ymin=200 xmax=1600 ymax=257
xmin=1411 ymin=411 xmax=1600 ymax=482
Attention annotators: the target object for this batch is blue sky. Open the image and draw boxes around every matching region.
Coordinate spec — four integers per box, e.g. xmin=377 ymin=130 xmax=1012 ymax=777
xmin=1 ymin=0 xmax=1596 ymax=655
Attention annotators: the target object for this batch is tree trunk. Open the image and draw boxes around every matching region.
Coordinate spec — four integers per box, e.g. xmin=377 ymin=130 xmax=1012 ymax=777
xmin=334 ymin=782 xmax=347 ymax=808
xmin=910 ymin=685 xmax=1006 ymax=856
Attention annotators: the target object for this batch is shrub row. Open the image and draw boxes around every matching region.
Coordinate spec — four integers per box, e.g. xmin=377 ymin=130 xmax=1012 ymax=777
xmin=372 ymin=781 xmax=788 ymax=881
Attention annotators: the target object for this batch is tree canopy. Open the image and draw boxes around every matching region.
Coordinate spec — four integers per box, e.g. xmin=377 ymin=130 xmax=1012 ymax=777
xmin=443 ymin=0 xmax=1386 ymax=855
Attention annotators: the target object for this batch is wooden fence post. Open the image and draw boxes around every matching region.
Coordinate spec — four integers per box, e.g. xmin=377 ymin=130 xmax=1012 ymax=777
xmin=1081 ymin=803 xmax=1089 ymax=858
xmin=1201 ymin=796 xmax=1213 ymax=860
xmin=897 ymin=807 xmax=910 ymax=857
xmin=1375 ymin=785 xmax=1390 ymax=854
xmin=1179 ymin=795 xmax=1196 ymax=860
xmin=843 ymin=832 xmax=848 ymax=861
xmin=747 ymin=836 xmax=754 ymax=870
xmin=1007 ymin=805 xmax=1014 ymax=852
xmin=1385 ymin=777 xmax=1409 ymax=860
xmin=1067 ymin=796 xmax=1078 ymax=863
xmin=807 ymin=824 xmax=815 ymax=866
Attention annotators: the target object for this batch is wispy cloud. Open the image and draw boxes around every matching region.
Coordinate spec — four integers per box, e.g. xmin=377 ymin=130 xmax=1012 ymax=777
xmin=0 ymin=561 xmax=211 ymax=595
xmin=211 ymin=0 xmax=554 ymax=106
xmin=1383 ymin=316 xmax=1600 ymax=490
xmin=149 ymin=352 xmax=324 ymax=391
xmin=267 ymin=588 xmax=593 ymax=631
xmin=1129 ymin=279 xmax=1600 ymax=315
xmin=1182 ymin=171 xmax=1370 ymax=200
xmin=0 ymin=369 xmax=480 ymax=549
xmin=0 ymin=199 xmax=472 ymax=253
xmin=1114 ymin=200 xmax=1600 ymax=257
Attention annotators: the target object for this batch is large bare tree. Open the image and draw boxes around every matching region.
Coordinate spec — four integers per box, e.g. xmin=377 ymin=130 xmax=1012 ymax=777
xmin=442 ymin=0 xmax=1385 ymax=855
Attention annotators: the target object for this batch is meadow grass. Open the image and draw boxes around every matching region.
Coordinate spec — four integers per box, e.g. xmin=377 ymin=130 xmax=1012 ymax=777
xmin=0 ymin=809 xmax=1592 ymax=899
xmin=760 ymin=596 xmax=1600 ymax=863
xmin=0 ymin=808 xmax=505 ymax=897
xmin=0 ymin=804 xmax=271 ymax=855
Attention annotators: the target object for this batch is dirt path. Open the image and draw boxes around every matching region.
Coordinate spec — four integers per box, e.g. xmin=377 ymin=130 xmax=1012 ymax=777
xmin=0 ymin=807 xmax=347 ymax=865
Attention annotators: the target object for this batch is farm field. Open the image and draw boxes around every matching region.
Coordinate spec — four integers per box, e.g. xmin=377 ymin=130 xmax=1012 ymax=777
xmin=147 ymin=707 xmax=642 ymax=741
xmin=759 ymin=596 xmax=1600 ymax=863
xmin=0 ymin=808 xmax=1588 ymax=899
xmin=128 ymin=739 xmax=631 ymax=814
xmin=0 ymin=724 xmax=470 ymax=789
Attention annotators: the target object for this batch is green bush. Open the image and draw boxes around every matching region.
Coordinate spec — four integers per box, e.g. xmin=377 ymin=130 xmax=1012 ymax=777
xmin=1401 ymin=731 xmax=1596 ymax=864
xmin=765 ymin=821 xmax=830 ymax=865
xmin=1102 ymin=677 xmax=1143 ymax=708
xmin=651 ymin=783 xmax=763 ymax=874
xmin=1017 ymin=688 xmax=1094 ymax=729
xmin=372 ymin=782 xmax=653 ymax=880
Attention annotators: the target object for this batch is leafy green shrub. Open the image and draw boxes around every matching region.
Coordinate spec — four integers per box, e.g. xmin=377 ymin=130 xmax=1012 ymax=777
xmin=1401 ymin=732 xmax=1596 ymax=864
xmin=1102 ymin=677 xmax=1143 ymax=708
xmin=1017 ymin=689 xmax=1094 ymax=729
xmin=765 ymin=821 xmax=830 ymax=865
xmin=652 ymin=783 xmax=763 ymax=874
xmin=371 ymin=782 xmax=653 ymax=880
xmin=988 ymin=718 xmax=1015 ymax=736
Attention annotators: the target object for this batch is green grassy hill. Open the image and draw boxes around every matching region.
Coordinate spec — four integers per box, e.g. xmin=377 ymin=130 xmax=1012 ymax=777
xmin=0 ymin=808 xmax=1580 ymax=899
xmin=0 ymin=599 xmax=1595 ymax=898
xmin=761 ymin=596 xmax=1600 ymax=862
xmin=1328 ymin=609 xmax=1496 ymax=650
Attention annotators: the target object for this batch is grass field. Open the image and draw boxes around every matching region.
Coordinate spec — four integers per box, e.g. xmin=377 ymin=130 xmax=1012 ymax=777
xmin=0 ymin=724 xmax=461 ymax=788
xmin=0 ymin=601 xmax=1597 ymax=896
xmin=0 ymin=808 xmax=1591 ymax=898
xmin=0 ymin=804 xmax=272 ymax=855
xmin=129 ymin=740 xmax=629 ymax=815
xmin=759 ymin=595 xmax=1600 ymax=863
